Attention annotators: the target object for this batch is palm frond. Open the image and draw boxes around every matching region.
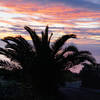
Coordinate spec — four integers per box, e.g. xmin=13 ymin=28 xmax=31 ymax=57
xmin=55 ymin=48 xmax=67 ymax=61
xmin=3 ymin=36 xmax=22 ymax=45
xmin=52 ymin=34 xmax=76 ymax=55
xmin=76 ymin=55 xmax=96 ymax=65
xmin=48 ymin=33 xmax=53 ymax=45
xmin=66 ymin=45 xmax=78 ymax=52
xmin=41 ymin=26 xmax=52 ymax=47
xmin=24 ymin=26 xmax=41 ymax=52
xmin=65 ymin=54 xmax=96 ymax=69
xmin=0 ymin=60 xmax=20 ymax=69
xmin=1 ymin=38 xmax=35 ymax=67
xmin=44 ymin=26 xmax=48 ymax=44
xmin=57 ymin=48 xmax=96 ymax=70
xmin=0 ymin=48 xmax=8 ymax=55
xmin=3 ymin=36 xmax=32 ymax=50
xmin=0 ymin=48 xmax=16 ymax=59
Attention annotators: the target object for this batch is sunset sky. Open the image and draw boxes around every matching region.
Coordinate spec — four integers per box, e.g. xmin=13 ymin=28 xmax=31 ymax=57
xmin=0 ymin=0 xmax=100 ymax=63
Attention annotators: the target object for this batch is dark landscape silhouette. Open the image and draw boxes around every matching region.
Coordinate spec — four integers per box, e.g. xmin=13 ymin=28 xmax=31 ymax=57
xmin=0 ymin=26 xmax=99 ymax=100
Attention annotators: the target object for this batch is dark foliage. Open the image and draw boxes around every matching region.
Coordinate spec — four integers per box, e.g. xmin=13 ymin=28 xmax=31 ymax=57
xmin=0 ymin=26 xmax=96 ymax=99
xmin=80 ymin=63 xmax=100 ymax=89
xmin=63 ymin=70 xmax=79 ymax=82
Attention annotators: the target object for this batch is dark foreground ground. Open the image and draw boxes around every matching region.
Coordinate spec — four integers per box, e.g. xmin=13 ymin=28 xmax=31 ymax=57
xmin=0 ymin=80 xmax=100 ymax=100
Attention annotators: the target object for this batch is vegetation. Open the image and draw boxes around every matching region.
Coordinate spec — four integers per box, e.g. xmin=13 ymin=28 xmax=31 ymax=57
xmin=63 ymin=70 xmax=79 ymax=82
xmin=0 ymin=26 xmax=96 ymax=99
xmin=80 ymin=63 xmax=100 ymax=89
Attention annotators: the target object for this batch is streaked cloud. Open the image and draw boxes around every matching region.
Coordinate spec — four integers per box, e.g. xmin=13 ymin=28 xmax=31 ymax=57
xmin=0 ymin=0 xmax=100 ymax=62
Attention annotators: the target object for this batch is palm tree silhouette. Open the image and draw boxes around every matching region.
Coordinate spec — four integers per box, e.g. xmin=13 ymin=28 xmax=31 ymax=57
xmin=0 ymin=26 xmax=96 ymax=100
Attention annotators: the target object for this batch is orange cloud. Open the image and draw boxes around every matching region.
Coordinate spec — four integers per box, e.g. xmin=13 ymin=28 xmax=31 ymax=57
xmin=0 ymin=0 xmax=100 ymax=47
xmin=87 ymin=29 xmax=100 ymax=33
xmin=1 ymin=1 xmax=100 ymax=20
xmin=0 ymin=19 xmax=15 ymax=25
xmin=0 ymin=32 xmax=31 ymax=40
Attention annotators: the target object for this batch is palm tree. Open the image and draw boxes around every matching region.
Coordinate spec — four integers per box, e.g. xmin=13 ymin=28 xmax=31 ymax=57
xmin=0 ymin=26 xmax=96 ymax=100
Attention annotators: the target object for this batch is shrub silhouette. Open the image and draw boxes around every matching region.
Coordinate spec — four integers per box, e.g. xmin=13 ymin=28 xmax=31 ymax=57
xmin=80 ymin=63 xmax=100 ymax=89
xmin=0 ymin=26 xmax=96 ymax=99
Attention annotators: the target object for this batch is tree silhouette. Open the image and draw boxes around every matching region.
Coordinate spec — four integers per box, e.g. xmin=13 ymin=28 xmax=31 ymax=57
xmin=0 ymin=26 xmax=96 ymax=100
xmin=80 ymin=63 xmax=100 ymax=89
